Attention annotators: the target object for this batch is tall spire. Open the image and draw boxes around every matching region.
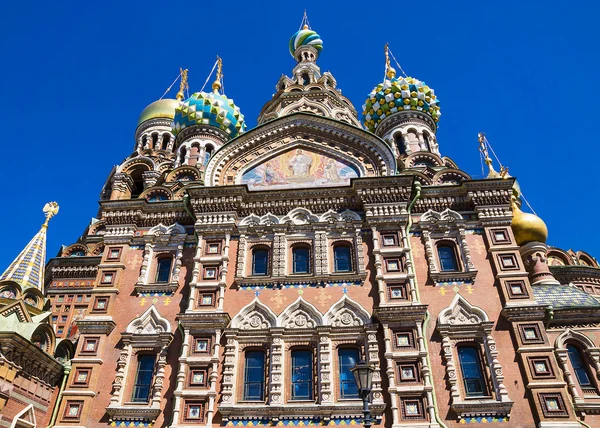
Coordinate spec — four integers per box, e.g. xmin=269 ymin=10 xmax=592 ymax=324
xmin=212 ymin=56 xmax=223 ymax=93
xmin=176 ymin=68 xmax=189 ymax=101
xmin=0 ymin=202 xmax=59 ymax=292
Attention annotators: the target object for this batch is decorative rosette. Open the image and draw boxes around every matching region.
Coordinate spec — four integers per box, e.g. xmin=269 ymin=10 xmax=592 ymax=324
xmin=289 ymin=27 xmax=323 ymax=57
xmin=172 ymin=91 xmax=246 ymax=138
xmin=362 ymin=76 xmax=441 ymax=132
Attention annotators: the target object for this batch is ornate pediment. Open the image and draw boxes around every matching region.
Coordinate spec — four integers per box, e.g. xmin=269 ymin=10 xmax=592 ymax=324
xmin=231 ymin=299 xmax=277 ymax=330
xmin=240 ymin=147 xmax=359 ymax=191
xmin=438 ymin=294 xmax=489 ymax=326
xmin=204 ymin=114 xmax=396 ymax=188
xmin=324 ymin=295 xmax=371 ymax=327
xmin=278 ymin=297 xmax=323 ymax=329
xmin=125 ymin=305 xmax=171 ymax=335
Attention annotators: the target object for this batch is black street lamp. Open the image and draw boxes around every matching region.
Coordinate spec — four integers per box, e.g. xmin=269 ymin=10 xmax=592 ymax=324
xmin=351 ymin=359 xmax=375 ymax=428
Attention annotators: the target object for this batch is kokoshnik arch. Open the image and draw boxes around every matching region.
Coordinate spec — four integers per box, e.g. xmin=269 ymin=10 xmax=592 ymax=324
xmin=1 ymin=16 xmax=600 ymax=428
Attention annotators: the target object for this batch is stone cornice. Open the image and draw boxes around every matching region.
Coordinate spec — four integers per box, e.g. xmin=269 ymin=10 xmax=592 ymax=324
xmin=373 ymin=304 xmax=428 ymax=323
xmin=550 ymin=265 xmax=600 ymax=285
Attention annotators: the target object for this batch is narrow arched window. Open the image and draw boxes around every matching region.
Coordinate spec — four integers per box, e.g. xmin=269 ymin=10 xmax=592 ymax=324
xmin=394 ymin=134 xmax=406 ymax=156
xmin=333 ymin=245 xmax=352 ymax=272
xmin=151 ymin=133 xmax=159 ymax=149
xmin=567 ymin=345 xmax=592 ymax=387
xmin=339 ymin=348 xmax=359 ymax=398
xmin=458 ymin=346 xmax=487 ymax=397
xmin=291 ymin=350 xmax=313 ymax=400
xmin=204 ymin=145 xmax=214 ymax=165
xmin=132 ymin=354 xmax=155 ymax=402
xmin=292 ymin=247 xmax=310 ymax=274
xmin=161 ymin=134 xmax=170 ymax=150
xmin=252 ymin=248 xmax=269 ymax=276
xmin=243 ymin=350 xmax=266 ymax=401
xmin=155 ymin=258 xmax=172 ymax=283
xmin=438 ymin=244 xmax=459 ymax=272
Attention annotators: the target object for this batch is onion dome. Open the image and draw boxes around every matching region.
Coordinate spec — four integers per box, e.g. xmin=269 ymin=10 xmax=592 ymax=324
xmin=289 ymin=25 xmax=323 ymax=58
xmin=171 ymin=90 xmax=246 ymax=138
xmin=510 ymin=184 xmax=548 ymax=246
xmin=137 ymin=98 xmax=179 ymax=126
xmin=362 ymin=70 xmax=441 ymax=133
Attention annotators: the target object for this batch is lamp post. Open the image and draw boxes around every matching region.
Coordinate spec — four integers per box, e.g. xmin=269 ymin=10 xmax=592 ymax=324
xmin=351 ymin=359 xmax=375 ymax=428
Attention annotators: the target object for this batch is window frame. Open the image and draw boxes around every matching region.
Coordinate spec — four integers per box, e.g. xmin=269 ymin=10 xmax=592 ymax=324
xmin=242 ymin=349 xmax=267 ymax=402
xmin=381 ymin=233 xmax=398 ymax=247
xmin=107 ymin=247 xmax=122 ymax=260
xmin=437 ymin=243 xmax=460 ymax=272
xmin=205 ymin=241 xmax=221 ymax=255
xmin=338 ymin=348 xmax=360 ymax=399
xmin=81 ymin=337 xmax=99 ymax=354
xmin=333 ymin=244 xmax=352 ymax=273
xmin=63 ymin=400 xmax=83 ymax=420
xmin=567 ymin=344 xmax=593 ymax=388
xmin=457 ymin=345 xmax=489 ymax=398
xmin=131 ymin=354 xmax=156 ymax=403
xmin=291 ymin=246 xmax=311 ymax=275
xmin=193 ymin=337 xmax=211 ymax=354
xmin=155 ymin=257 xmax=173 ymax=283
xmin=251 ymin=247 xmax=270 ymax=276
xmin=290 ymin=349 xmax=314 ymax=401
xmin=72 ymin=367 xmax=92 ymax=387
xmin=184 ymin=400 xmax=204 ymax=422
xmin=203 ymin=266 xmax=219 ymax=280
xmin=100 ymin=271 xmax=116 ymax=285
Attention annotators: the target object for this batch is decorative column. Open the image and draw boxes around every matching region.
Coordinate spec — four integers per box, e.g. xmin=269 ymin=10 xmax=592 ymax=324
xmin=236 ymin=235 xmax=247 ymax=278
xmin=383 ymin=325 xmax=399 ymax=425
xmin=206 ymin=329 xmax=222 ymax=425
xmin=221 ymin=336 xmax=237 ymax=406
xmin=272 ymin=233 xmax=287 ymax=277
xmin=355 ymin=228 xmax=365 ymax=273
xmin=269 ymin=332 xmax=284 ymax=405
xmin=314 ymin=231 xmax=328 ymax=275
xmin=110 ymin=345 xmax=131 ymax=405
xmin=151 ymin=348 xmax=168 ymax=407
xmin=370 ymin=226 xmax=386 ymax=304
xmin=188 ymin=241 xmax=203 ymax=311
xmin=142 ymin=171 xmax=161 ymax=189
xmin=137 ymin=243 xmax=153 ymax=285
xmin=458 ymin=227 xmax=476 ymax=271
xmin=218 ymin=233 xmax=231 ymax=310
xmin=317 ymin=332 xmax=332 ymax=404
xmin=110 ymin=173 xmax=135 ymax=200
xmin=367 ymin=328 xmax=384 ymax=406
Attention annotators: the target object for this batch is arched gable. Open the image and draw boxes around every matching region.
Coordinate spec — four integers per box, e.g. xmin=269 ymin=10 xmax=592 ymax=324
xmin=323 ymin=295 xmax=371 ymax=327
xmin=278 ymin=297 xmax=323 ymax=329
xmin=125 ymin=305 xmax=171 ymax=334
xmin=231 ymin=298 xmax=278 ymax=330
xmin=205 ymin=113 xmax=396 ymax=188
xmin=438 ymin=294 xmax=489 ymax=326
xmin=555 ymin=329 xmax=596 ymax=350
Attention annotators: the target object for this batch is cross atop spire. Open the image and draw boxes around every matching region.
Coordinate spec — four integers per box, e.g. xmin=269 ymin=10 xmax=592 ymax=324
xmin=0 ymin=202 xmax=59 ymax=292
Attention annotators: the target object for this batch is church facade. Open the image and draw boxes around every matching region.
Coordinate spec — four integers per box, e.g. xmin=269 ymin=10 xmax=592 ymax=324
xmin=1 ymin=22 xmax=600 ymax=428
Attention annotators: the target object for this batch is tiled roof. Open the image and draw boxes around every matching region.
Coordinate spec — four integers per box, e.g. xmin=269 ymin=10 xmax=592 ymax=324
xmin=532 ymin=284 xmax=600 ymax=309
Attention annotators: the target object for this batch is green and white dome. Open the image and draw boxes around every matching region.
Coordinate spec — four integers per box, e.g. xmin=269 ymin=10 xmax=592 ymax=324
xmin=363 ymin=75 xmax=441 ymax=133
xmin=289 ymin=25 xmax=323 ymax=57
xmin=172 ymin=91 xmax=246 ymax=138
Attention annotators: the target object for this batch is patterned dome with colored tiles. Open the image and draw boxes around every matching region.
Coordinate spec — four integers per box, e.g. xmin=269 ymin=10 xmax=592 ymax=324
xmin=289 ymin=26 xmax=323 ymax=57
xmin=362 ymin=75 xmax=441 ymax=133
xmin=172 ymin=91 xmax=246 ymax=138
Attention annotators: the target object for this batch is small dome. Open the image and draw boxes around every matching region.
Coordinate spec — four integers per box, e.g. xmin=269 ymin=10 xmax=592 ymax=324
xmin=137 ymin=99 xmax=179 ymax=126
xmin=289 ymin=26 xmax=323 ymax=57
xmin=511 ymin=204 xmax=548 ymax=246
xmin=172 ymin=91 xmax=246 ymax=138
xmin=362 ymin=76 xmax=441 ymax=133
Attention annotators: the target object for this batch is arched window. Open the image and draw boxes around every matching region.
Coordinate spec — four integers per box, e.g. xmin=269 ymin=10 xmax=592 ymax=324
xmin=333 ymin=245 xmax=352 ymax=272
xmin=338 ymin=348 xmax=359 ymax=398
xmin=292 ymin=246 xmax=310 ymax=274
xmin=567 ymin=345 xmax=592 ymax=387
xmin=151 ymin=133 xmax=159 ymax=149
xmin=302 ymin=73 xmax=310 ymax=85
xmin=243 ymin=350 xmax=266 ymax=401
xmin=458 ymin=346 xmax=488 ymax=397
xmin=132 ymin=354 xmax=155 ymax=402
xmin=394 ymin=134 xmax=406 ymax=156
xmin=161 ymin=134 xmax=170 ymax=150
xmin=291 ymin=350 xmax=313 ymax=400
xmin=179 ymin=147 xmax=187 ymax=165
xmin=155 ymin=258 xmax=172 ymax=283
xmin=204 ymin=145 xmax=214 ymax=165
xmin=423 ymin=132 xmax=431 ymax=151
xmin=252 ymin=248 xmax=269 ymax=276
xmin=438 ymin=244 xmax=459 ymax=272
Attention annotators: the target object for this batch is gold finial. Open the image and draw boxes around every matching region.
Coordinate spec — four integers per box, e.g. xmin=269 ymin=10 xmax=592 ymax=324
xmin=384 ymin=43 xmax=396 ymax=79
xmin=212 ymin=56 xmax=223 ymax=93
xmin=301 ymin=9 xmax=310 ymax=30
xmin=176 ymin=68 xmax=189 ymax=101
xmin=42 ymin=202 xmax=59 ymax=227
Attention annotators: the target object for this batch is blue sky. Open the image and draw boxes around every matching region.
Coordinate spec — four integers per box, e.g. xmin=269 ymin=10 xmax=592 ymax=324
xmin=0 ymin=0 xmax=598 ymax=266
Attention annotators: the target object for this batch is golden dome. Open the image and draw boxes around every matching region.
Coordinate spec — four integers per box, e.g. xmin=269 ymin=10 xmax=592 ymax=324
xmin=511 ymin=204 xmax=548 ymax=246
xmin=137 ymin=99 xmax=179 ymax=126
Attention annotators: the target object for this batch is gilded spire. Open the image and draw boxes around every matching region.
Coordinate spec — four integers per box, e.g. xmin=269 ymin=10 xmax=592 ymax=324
xmin=384 ymin=43 xmax=396 ymax=79
xmin=176 ymin=68 xmax=189 ymax=101
xmin=0 ymin=202 xmax=59 ymax=291
xmin=478 ymin=132 xmax=505 ymax=179
xmin=212 ymin=56 xmax=223 ymax=93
